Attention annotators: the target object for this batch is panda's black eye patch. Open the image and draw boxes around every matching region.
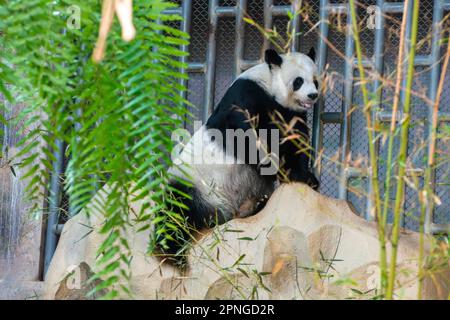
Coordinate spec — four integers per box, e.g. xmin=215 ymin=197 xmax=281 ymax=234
xmin=293 ymin=77 xmax=304 ymax=91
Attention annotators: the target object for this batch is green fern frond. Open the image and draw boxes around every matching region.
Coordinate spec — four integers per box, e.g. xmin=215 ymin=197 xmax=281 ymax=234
xmin=1 ymin=0 xmax=191 ymax=298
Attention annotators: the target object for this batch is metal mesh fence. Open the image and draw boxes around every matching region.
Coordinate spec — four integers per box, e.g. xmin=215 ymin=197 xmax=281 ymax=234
xmin=214 ymin=17 xmax=237 ymax=106
xmin=434 ymin=61 xmax=450 ymax=227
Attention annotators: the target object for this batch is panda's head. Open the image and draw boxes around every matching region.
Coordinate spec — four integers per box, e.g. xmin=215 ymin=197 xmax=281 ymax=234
xmin=264 ymin=49 xmax=319 ymax=112
xmin=239 ymin=48 xmax=319 ymax=112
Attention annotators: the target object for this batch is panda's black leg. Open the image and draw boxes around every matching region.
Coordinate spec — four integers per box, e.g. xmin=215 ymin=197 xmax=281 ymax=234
xmin=279 ymin=143 xmax=320 ymax=190
xmin=287 ymin=169 xmax=320 ymax=190
xmin=153 ymin=181 xmax=197 ymax=267
xmin=254 ymin=193 xmax=271 ymax=212
xmin=154 ymin=180 xmax=224 ymax=268
xmin=305 ymin=171 xmax=320 ymax=190
xmin=153 ymin=209 xmax=191 ymax=268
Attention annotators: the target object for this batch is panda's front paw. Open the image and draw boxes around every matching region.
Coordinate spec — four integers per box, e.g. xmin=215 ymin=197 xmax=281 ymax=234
xmin=306 ymin=172 xmax=320 ymax=191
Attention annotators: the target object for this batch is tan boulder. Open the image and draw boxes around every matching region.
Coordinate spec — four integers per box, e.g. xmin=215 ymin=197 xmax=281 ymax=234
xmin=43 ymin=183 xmax=449 ymax=300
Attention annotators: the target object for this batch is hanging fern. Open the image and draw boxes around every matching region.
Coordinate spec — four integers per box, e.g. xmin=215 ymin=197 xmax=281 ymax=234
xmin=0 ymin=0 xmax=190 ymax=298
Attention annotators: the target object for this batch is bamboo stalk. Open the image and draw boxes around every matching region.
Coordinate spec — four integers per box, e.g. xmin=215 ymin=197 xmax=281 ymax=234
xmin=381 ymin=0 xmax=409 ymax=229
xmin=348 ymin=0 xmax=385 ymax=294
xmin=379 ymin=0 xmax=410 ymax=292
xmin=417 ymin=32 xmax=450 ymax=300
xmin=386 ymin=0 xmax=421 ymax=300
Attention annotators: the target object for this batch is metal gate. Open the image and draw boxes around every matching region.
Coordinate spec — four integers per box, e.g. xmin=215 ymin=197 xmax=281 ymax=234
xmin=167 ymin=0 xmax=450 ymax=233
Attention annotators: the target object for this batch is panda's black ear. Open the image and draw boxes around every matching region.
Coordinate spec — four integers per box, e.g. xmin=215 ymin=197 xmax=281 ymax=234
xmin=264 ymin=49 xmax=282 ymax=68
xmin=307 ymin=47 xmax=316 ymax=62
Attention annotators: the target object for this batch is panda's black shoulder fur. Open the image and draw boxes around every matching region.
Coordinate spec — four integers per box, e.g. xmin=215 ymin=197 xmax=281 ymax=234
xmin=206 ymin=78 xmax=315 ymax=185
xmin=206 ymin=78 xmax=308 ymax=133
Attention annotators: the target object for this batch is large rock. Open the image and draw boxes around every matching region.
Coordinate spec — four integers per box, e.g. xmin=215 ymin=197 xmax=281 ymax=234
xmin=43 ymin=183 xmax=449 ymax=300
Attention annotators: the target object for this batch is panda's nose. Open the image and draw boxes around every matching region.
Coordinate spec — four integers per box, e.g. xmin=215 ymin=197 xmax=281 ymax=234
xmin=307 ymin=93 xmax=318 ymax=101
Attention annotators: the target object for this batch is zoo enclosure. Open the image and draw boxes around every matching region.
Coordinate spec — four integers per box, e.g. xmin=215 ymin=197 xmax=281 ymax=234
xmin=1 ymin=0 xmax=449 ymax=278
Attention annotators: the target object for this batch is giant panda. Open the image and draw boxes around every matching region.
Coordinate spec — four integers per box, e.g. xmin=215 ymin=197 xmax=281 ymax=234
xmin=156 ymin=48 xmax=320 ymax=265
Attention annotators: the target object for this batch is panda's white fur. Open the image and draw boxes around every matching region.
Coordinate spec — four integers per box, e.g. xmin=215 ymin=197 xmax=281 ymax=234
xmin=168 ymin=125 xmax=259 ymax=219
xmin=158 ymin=49 xmax=320 ymax=263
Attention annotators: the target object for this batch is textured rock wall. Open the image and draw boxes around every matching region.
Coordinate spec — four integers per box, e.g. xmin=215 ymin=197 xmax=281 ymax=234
xmin=43 ymin=183 xmax=449 ymax=300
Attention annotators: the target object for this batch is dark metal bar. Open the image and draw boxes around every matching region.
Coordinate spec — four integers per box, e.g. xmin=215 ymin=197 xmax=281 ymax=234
xmin=425 ymin=0 xmax=445 ymax=234
xmin=442 ymin=0 xmax=450 ymax=11
xmin=431 ymin=223 xmax=450 ymax=234
xmin=366 ymin=0 xmax=386 ymax=220
xmin=240 ymin=59 xmax=260 ymax=71
xmin=415 ymin=55 xmax=433 ymax=66
xmin=163 ymin=8 xmax=182 ymax=15
xmin=327 ymin=3 xmax=346 ymax=14
xmin=321 ymin=112 xmax=342 ymax=123
xmin=378 ymin=111 xmax=450 ymax=123
xmin=159 ymin=5 xmax=184 ymax=41
xmin=312 ymin=0 xmax=330 ymax=178
xmin=272 ymin=5 xmax=290 ymax=16
xmin=187 ymin=62 xmax=206 ymax=73
xmin=52 ymin=223 xmax=64 ymax=236
xmin=43 ymin=139 xmax=64 ymax=276
xmin=68 ymin=107 xmax=82 ymax=218
xmin=263 ymin=0 xmax=273 ymax=51
xmin=290 ymin=0 xmax=301 ymax=52
xmin=346 ymin=167 xmax=367 ymax=179
xmin=262 ymin=0 xmax=301 ymax=52
xmin=346 ymin=167 xmax=424 ymax=178
xmin=399 ymin=0 xmax=413 ymax=118
xmin=338 ymin=4 xmax=354 ymax=200
xmin=398 ymin=0 xmax=413 ymax=228
xmin=235 ymin=0 xmax=247 ymax=76
xmin=352 ymin=57 xmax=373 ymax=68
xmin=204 ymin=0 xmax=219 ymax=121
xmin=377 ymin=110 xmax=403 ymax=122
xmin=180 ymin=0 xmax=192 ymax=129
xmin=216 ymin=6 xmax=237 ymax=17
xmin=382 ymin=2 xmax=405 ymax=13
